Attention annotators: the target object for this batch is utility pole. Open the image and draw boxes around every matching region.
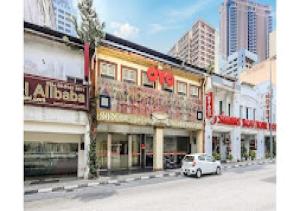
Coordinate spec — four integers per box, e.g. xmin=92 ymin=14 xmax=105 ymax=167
xmin=269 ymin=58 xmax=273 ymax=159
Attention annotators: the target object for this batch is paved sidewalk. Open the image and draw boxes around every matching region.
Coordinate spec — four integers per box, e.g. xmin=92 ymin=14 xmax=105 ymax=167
xmin=24 ymin=159 xmax=275 ymax=195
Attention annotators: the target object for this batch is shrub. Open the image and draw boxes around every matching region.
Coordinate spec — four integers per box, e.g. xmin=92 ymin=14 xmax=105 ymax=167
xmin=249 ymin=150 xmax=256 ymax=160
xmin=227 ymin=154 xmax=233 ymax=161
xmin=212 ymin=152 xmax=221 ymax=160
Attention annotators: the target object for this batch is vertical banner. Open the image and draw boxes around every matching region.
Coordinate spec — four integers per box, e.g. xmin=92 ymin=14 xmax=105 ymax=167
xmin=206 ymin=92 xmax=214 ymax=118
xmin=84 ymin=42 xmax=90 ymax=82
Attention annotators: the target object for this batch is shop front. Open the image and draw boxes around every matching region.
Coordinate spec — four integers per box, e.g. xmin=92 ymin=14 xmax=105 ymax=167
xmin=94 ymin=44 xmax=205 ymax=173
xmin=24 ymin=74 xmax=89 ymax=179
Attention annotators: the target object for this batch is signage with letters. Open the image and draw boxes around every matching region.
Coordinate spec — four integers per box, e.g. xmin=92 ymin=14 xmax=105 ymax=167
xmin=146 ymin=66 xmax=174 ymax=87
xmin=24 ymin=74 xmax=88 ymax=110
xmin=205 ymin=92 xmax=214 ymax=118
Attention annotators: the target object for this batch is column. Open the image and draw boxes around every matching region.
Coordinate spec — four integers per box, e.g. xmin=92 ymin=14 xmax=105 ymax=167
xmin=196 ymin=130 xmax=204 ymax=153
xmin=204 ymin=124 xmax=212 ymax=156
xmin=220 ymin=135 xmax=227 ymax=161
xmin=231 ymin=128 xmax=241 ymax=161
xmin=107 ymin=133 xmax=112 ymax=170
xmin=83 ymin=124 xmax=90 ymax=179
xmin=256 ymin=132 xmax=265 ymax=159
xmin=153 ymin=127 xmax=163 ymax=170
xmin=128 ymin=135 xmax=132 ymax=168
xmin=189 ymin=132 xmax=196 ymax=154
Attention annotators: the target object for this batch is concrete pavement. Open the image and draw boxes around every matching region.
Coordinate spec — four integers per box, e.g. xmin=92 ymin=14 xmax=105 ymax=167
xmin=24 ymin=162 xmax=276 ymax=211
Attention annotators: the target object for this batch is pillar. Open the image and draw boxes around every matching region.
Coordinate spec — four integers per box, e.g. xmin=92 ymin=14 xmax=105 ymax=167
xmin=256 ymin=132 xmax=265 ymax=159
xmin=83 ymin=124 xmax=90 ymax=179
xmin=231 ymin=128 xmax=241 ymax=161
xmin=220 ymin=135 xmax=227 ymax=161
xmin=128 ymin=135 xmax=132 ymax=168
xmin=189 ymin=132 xmax=196 ymax=153
xmin=107 ymin=133 xmax=112 ymax=170
xmin=153 ymin=127 xmax=163 ymax=170
xmin=196 ymin=130 xmax=204 ymax=153
xmin=204 ymin=124 xmax=212 ymax=156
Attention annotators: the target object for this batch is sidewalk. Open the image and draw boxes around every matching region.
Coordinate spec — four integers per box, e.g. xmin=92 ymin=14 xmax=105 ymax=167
xmin=24 ymin=159 xmax=275 ymax=195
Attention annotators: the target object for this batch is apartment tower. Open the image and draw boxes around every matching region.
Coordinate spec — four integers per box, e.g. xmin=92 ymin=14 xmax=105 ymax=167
xmin=220 ymin=0 xmax=272 ymax=61
xmin=169 ymin=19 xmax=216 ymax=69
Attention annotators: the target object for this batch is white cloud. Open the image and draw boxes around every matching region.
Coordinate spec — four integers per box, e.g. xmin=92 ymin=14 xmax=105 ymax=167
xmin=110 ymin=22 xmax=139 ymax=39
xmin=148 ymin=23 xmax=181 ymax=35
xmin=168 ymin=0 xmax=214 ymax=20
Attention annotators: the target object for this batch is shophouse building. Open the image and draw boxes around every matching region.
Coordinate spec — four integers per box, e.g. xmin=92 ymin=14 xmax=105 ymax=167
xmin=93 ymin=34 xmax=207 ymax=173
xmin=24 ymin=22 xmax=90 ymax=179
xmin=204 ymin=74 xmax=276 ymax=161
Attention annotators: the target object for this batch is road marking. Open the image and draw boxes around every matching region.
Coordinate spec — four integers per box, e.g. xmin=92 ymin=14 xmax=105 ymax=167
xmin=87 ymin=182 xmax=99 ymax=187
xmin=141 ymin=176 xmax=150 ymax=180
xmin=125 ymin=178 xmax=135 ymax=182
xmin=65 ymin=185 xmax=78 ymax=190
xmin=38 ymin=188 xmax=52 ymax=193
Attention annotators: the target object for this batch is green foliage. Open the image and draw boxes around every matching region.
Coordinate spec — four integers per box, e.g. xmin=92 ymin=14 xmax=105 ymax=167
xmin=227 ymin=153 xmax=233 ymax=161
xmin=212 ymin=152 xmax=221 ymax=160
xmin=249 ymin=150 xmax=256 ymax=160
xmin=72 ymin=0 xmax=105 ymax=178
xmin=72 ymin=0 xmax=105 ymax=54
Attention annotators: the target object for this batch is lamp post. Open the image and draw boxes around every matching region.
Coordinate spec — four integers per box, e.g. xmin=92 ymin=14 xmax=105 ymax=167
xmin=269 ymin=59 xmax=273 ymax=159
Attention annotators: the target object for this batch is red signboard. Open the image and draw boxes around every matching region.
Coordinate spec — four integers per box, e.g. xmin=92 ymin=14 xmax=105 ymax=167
xmin=24 ymin=74 xmax=88 ymax=110
xmin=205 ymin=92 xmax=214 ymax=118
xmin=146 ymin=66 xmax=174 ymax=87
xmin=217 ymin=115 xmax=241 ymax=126
xmin=84 ymin=42 xmax=90 ymax=81
xmin=242 ymin=119 xmax=256 ymax=128
xmin=255 ymin=121 xmax=268 ymax=129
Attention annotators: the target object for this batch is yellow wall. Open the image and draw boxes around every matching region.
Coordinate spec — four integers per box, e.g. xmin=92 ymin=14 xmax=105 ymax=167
xmin=240 ymin=57 xmax=276 ymax=86
xmin=96 ymin=46 xmax=204 ymax=94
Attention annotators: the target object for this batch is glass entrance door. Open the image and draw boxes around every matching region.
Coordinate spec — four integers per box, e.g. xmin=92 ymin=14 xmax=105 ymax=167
xmin=111 ymin=134 xmax=128 ymax=170
xmin=145 ymin=135 xmax=153 ymax=168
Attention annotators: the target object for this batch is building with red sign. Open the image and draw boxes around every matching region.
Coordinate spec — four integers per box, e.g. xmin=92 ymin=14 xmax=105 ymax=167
xmin=24 ymin=22 xmax=90 ymax=179
xmin=204 ymin=74 xmax=276 ymax=161
xmin=93 ymin=33 xmax=207 ymax=173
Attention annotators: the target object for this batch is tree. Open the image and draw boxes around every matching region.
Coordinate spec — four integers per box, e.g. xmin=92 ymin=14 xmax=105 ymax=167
xmin=72 ymin=0 xmax=105 ymax=178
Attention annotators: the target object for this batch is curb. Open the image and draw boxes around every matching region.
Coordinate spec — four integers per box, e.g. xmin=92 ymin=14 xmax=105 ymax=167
xmin=24 ymin=159 xmax=275 ymax=195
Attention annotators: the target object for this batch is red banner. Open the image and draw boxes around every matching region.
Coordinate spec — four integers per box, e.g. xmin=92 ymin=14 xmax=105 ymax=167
xmin=255 ymin=121 xmax=268 ymax=129
xmin=24 ymin=74 xmax=88 ymax=110
xmin=217 ymin=115 xmax=240 ymax=126
xmin=84 ymin=42 xmax=90 ymax=81
xmin=205 ymin=92 xmax=214 ymax=118
xmin=242 ymin=119 xmax=256 ymax=128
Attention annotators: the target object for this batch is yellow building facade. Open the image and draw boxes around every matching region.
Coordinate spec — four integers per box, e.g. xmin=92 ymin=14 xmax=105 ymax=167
xmin=94 ymin=40 xmax=206 ymax=172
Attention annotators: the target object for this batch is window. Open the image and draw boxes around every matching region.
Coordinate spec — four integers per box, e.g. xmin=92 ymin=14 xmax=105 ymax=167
xmin=121 ymin=66 xmax=137 ymax=84
xmin=246 ymin=107 xmax=249 ymax=119
xmin=190 ymin=85 xmax=199 ymax=98
xmin=163 ymin=83 xmax=173 ymax=93
xmin=177 ymin=81 xmax=187 ymax=96
xmin=141 ymin=71 xmax=155 ymax=88
xmin=228 ymin=104 xmax=231 ymax=116
xmin=198 ymin=156 xmax=205 ymax=161
xmin=219 ymin=101 xmax=223 ymax=115
xmin=100 ymin=61 xmax=116 ymax=80
xmin=66 ymin=76 xmax=83 ymax=84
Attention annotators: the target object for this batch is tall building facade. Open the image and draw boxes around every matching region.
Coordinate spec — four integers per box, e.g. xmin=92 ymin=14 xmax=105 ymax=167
xmin=269 ymin=31 xmax=276 ymax=58
xmin=168 ymin=19 xmax=216 ymax=69
xmin=220 ymin=0 xmax=272 ymax=61
xmin=53 ymin=0 xmax=77 ymax=36
xmin=221 ymin=48 xmax=258 ymax=77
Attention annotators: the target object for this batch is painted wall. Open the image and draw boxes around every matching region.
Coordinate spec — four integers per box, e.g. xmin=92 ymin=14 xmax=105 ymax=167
xmin=24 ymin=33 xmax=84 ymax=80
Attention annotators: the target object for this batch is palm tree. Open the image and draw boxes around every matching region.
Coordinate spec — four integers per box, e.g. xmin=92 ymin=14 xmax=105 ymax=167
xmin=72 ymin=0 xmax=105 ymax=178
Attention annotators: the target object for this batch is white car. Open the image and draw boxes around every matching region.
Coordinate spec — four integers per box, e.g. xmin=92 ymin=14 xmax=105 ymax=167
xmin=181 ymin=153 xmax=222 ymax=178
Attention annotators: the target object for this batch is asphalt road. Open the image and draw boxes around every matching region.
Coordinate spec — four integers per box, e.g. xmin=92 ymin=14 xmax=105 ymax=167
xmin=25 ymin=163 xmax=276 ymax=211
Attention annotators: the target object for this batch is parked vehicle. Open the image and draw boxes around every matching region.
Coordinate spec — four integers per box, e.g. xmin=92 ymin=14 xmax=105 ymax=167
xmin=181 ymin=153 xmax=222 ymax=178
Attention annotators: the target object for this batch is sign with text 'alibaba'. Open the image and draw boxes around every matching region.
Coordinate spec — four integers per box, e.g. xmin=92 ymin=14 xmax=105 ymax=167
xmin=146 ymin=66 xmax=174 ymax=87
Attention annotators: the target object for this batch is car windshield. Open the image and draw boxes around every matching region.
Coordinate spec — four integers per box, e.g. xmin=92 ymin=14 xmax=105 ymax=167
xmin=183 ymin=156 xmax=194 ymax=162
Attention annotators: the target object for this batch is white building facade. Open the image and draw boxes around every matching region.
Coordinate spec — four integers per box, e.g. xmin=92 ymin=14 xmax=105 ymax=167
xmin=24 ymin=22 xmax=90 ymax=179
xmin=204 ymin=75 xmax=276 ymax=161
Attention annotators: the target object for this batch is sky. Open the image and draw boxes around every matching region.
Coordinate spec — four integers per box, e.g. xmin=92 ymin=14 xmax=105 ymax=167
xmin=73 ymin=0 xmax=276 ymax=54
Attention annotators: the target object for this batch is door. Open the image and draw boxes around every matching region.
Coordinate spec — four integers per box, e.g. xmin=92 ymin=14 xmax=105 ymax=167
xmin=111 ymin=134 xmax=128 ymax=170
xmin=145 ymin=135 xmax=153 ymax=168
xmin=205 ymin=155 xmax=216 ymax=173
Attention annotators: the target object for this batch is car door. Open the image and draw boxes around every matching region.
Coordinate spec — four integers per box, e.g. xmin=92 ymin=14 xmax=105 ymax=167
xmin=205 ymin=155 xmax=216 ymax=173
xmin=198 ymin=155 xmax=209 ymax=174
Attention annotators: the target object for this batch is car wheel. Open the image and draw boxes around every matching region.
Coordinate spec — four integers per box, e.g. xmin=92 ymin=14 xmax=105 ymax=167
xmin=183 ymin=172 xmax=187 ymax=176
xmin=216 ymin=167 xmax=221 ymax=175
xmin=196 ymin=169 xmax=202 ymax=178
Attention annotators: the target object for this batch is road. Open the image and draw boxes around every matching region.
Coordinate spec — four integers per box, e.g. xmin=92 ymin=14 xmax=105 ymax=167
xmin=25 ymin=164 xmax=276 ymax=211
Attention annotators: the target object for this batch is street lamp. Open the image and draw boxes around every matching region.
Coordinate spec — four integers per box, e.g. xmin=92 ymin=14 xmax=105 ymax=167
xmin=269 ymin=58 xmax=273 ymax=159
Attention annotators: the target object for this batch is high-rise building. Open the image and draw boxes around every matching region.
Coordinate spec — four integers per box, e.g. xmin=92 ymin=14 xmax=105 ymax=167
xmin=53 ymin=0 xmax=77 ymax=36
xmin=168 ymin=19 xmax=216 ymax=70
xmin=220 ymin=0 xmax=272 ymax=61
xmin=24 ymin=0 xmax=56 ymax=30
xmin=221 ymin=48 xmax=258 ymax=77
xmin=269 ymin=31 xmax=276 ymax=58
